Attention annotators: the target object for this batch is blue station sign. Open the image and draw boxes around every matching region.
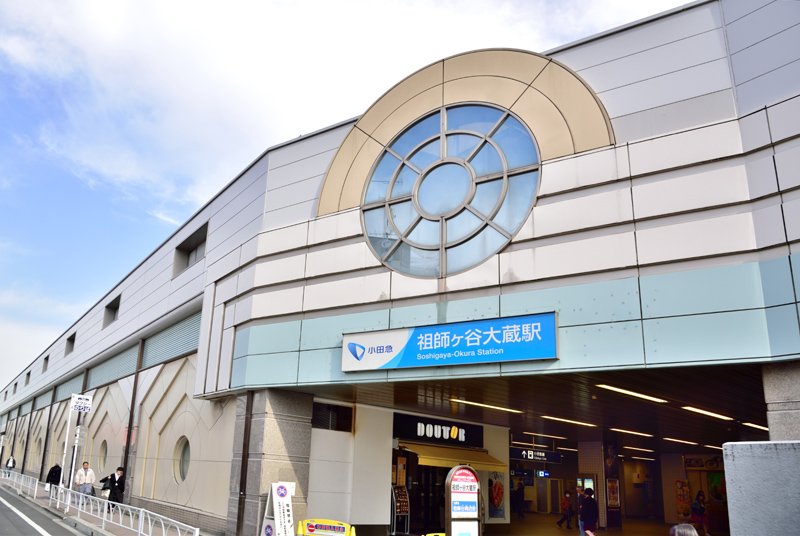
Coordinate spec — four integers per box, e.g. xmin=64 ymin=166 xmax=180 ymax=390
xmin=342 ymin=312 xmax=557 ymax=372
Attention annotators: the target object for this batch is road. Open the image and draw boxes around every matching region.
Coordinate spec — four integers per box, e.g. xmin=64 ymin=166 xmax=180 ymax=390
xmin=0 ymin=486 xmax=80 ymax=536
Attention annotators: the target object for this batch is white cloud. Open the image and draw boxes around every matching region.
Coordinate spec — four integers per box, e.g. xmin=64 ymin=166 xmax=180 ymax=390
xmin=0 ymin=317 xmax=65 ymax=391
xmin=149 ymin=210 xmax=182 ymax=226
xmin=0 ymin=0 xmax=688 ymax=218
xmin=0 ymin=288 xmax=89 ymax=320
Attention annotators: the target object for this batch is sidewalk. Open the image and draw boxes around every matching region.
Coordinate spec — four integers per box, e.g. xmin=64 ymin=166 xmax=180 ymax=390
xmin=0 ymin=475 xmax=208 ymax=536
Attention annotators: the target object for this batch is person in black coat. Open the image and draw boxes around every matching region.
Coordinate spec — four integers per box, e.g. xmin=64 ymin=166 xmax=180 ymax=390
xmin=99 ymin=467 xmax=125 ymax=507
xmin=580 ymin=488 xmax=599 ymax=533
xmin=45 ymin=464 xmax=62 ymax=486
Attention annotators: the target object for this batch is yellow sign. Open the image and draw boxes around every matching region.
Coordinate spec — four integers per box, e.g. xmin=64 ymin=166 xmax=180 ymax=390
xmin=296 ymin=518 xmax=355 ymax=536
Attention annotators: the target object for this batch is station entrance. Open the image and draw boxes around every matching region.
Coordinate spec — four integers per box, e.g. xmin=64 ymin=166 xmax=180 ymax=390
xmin=311 ymin=361 xmax=766 ymax=535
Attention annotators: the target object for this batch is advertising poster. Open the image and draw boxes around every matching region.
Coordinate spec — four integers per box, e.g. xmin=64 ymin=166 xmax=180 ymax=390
xmin=607 ymin=478 xmax=620 ymax=508
xmin=487 ymin=472 xmax=505 ymax=518
xmin=675 ymin=480 xmax=691 ymax=520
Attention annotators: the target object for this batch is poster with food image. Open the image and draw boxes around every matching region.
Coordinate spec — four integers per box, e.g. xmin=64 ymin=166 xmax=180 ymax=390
xmin=487 ymin=472 xmax=505 ymax=518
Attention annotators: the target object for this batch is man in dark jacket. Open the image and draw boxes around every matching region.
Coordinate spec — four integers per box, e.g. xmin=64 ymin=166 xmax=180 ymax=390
xmin=45 ymin=464 xmax=62 ymax=488
xmin=580 ymin=488 xmax=599 ymax=534
xmin=99 ymin=467 xmax=125 ymax=508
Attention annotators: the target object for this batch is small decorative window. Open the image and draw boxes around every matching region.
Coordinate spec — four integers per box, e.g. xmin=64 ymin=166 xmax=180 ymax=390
xmin=362 ymin=104 xmax=540 ymax=278
xmin=174 ymin=436 xmax=190 ymax=482
xmin=99 ymin=440 xmax=108 ymax=472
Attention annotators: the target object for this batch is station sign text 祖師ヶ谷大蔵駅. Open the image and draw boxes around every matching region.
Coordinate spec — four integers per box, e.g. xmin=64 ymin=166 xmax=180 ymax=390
xmin=341 ymin=312 xmax=556 ymax=372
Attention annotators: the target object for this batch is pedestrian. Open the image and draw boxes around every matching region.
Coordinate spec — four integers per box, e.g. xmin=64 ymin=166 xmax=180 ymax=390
xmin=556 ymin=491 xmax=572 ymax=528
xmin=670 ymin=523 xmax=700 ymax=536
xmin=100 ymin=467 xmax=125 ymax=509
xmin=74 ymin=461 xmax=96 ymax=495
xmin=579 ymin=488 xmax=599 ymax=536
xmin=690 ymin=490 xmax=709 ymax=535
xmin=5 ymin=455 xmax=16 ymax=470
xmin=575 ymin=486 xmax=585 ymax=536
xmin=45 ymin=463 xmax=61 ymax=491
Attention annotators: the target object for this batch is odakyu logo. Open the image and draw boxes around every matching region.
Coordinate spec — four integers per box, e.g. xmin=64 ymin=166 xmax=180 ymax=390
xmin=347 ymin=342 xmax=366 ymax=361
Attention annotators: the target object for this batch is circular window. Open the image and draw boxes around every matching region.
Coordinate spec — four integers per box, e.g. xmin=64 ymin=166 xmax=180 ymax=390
xmin=173 ymin=436 xmax=190 ymax=482
xmin=99 ymin=440 xmax=108 ymax=472
xmin=362 ymin=104 xmax=540 ymax=278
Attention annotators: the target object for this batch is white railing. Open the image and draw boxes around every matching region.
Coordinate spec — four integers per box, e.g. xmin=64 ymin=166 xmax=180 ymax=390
xmin=0 ymin=469 xmax=41 ymax=498
xmin=49 ymin=485 xmax=200 ymax=536
xmin=1 ymin=469 xmax=200 ymax=536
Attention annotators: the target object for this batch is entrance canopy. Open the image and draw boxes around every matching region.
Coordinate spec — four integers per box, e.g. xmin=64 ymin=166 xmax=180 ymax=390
xmin=400 ymin=442 xmax=506 ymax=472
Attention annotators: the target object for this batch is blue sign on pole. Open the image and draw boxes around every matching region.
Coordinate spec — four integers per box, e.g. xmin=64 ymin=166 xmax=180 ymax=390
xmin=342 ymin=312 xmax=557 ymax=372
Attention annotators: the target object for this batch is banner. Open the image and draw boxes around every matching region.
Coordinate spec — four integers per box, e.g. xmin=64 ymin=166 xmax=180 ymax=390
xmin=343 ymin=312 xmax=556 ymax=372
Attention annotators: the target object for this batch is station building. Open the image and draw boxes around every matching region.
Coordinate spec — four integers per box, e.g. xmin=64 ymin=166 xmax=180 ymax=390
xmin=2 ymin=1 xmax=800 ymax=534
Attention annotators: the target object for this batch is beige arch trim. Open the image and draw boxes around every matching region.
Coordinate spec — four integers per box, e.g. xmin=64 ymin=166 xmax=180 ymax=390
xmin=317 ymin=48 xmax=615 ymax=217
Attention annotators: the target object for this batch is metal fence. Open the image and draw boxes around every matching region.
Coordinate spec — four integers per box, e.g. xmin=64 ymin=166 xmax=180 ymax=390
xmin=0 ymin=469 xmax=199 ymax=536
xmin=0 ymin=469 xmax=39 ymax=498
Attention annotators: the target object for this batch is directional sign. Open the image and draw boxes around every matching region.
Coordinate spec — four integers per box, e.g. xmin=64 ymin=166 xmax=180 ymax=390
xmin=509 ymin=446 xmax=563 ymax=464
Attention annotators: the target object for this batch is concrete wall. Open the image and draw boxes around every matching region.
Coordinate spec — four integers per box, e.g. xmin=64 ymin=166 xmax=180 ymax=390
xmin=724 ymin=441 xmax=799 ymax=535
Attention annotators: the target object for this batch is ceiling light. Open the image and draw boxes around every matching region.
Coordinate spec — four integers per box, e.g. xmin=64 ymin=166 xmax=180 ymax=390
xmin=449 ymin=398 xmax=523 ymax=414
xmin=624 ymin=446 xmax=655 ymax=453
xmin=511 ymin=441 xmax=550 ymax=448
xmin=704 ymin=445 xmax=723 ymax=451
xmin=630 ymin=456 xmax=656 ymax=461
xmin=523 ymin=432 xmax=568 ymax=440
xmin=610 ymin=428 xmax=653 ymax=437
xmin=557 ymin=447 xmax=578 ymax=452
xmin=541 ymin=416 xmax=596 ymax=427
xmin=596 ymin=384 xmax=668 ymax=403
xmin=663 ymin=437 xmax=698 ymax=445
xmin=743 ymin=422 xmax=769 ymax=432
xmin=681 ymin=406 xmax=733 ymax=421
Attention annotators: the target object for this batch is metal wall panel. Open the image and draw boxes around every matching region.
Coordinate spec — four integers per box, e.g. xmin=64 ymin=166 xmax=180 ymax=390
xmin=265 ymin=176 xmax=324 ymax=215
xmin=632 ymin=159 xmax=751 ymax=219
xmin=580 ymin=30 xmax=727 ymax=93
xmin=538 ymin=146 xmax=627 ymax=196
xmin=784 ymin=156 xmax=800 ymax=205
xmin=724 ymin=0 xmax=800 ymax=53
xmin=500 ymin=231 xmax=637 ymax=283
xmin=628 ymin=121 xmax=741 ymax=176
xmin=33 ymin=391 xmax=52 ymax=410
xmin=248 ymin=287 xmax=304 ymax=319
xmin=303 ymin=273 xmax=391 ymax=311
xmin=141 ymin=312 xmax=201 ymax=369
xmin=611 ymin=89 xmax=736 ymax=144
xmin=253 ymin=255 xmax=307 ymax=287
xmin=54 ymin=375 xmax=83 ymax=402
xmin=552 ymin=3 xmax=722 ymax=71
xmin=643 ymin=304 xmax=800 ymax=364
xmin=305 ymin=242 xmax=382 ymax=279
xmin=767 ymin=95 xmax=800 ymax=143
xmin=264 ymin=199 xmax=317 ymax=231
xmin=86 ymin=345 xmax=138 ymax=389
xmin=267 ymin=149 xmax=337 ymax=192
xmin=731 ymin=24 xmax=800 ymax=85
xmin=307 ymin=210 xmax=362 ymax=246
xmin=533 ymin=185 xmax=633 ymax=237
xmin=598 ymin=58 xmax=732 ymax=118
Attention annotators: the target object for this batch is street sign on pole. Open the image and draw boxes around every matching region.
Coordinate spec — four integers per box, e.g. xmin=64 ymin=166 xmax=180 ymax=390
xmin=70 ymin=394 xmax=93 ymax=413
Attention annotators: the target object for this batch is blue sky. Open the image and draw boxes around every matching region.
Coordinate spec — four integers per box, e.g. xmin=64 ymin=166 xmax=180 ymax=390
xmin=0 ymin=0 xmax=688 ymax=391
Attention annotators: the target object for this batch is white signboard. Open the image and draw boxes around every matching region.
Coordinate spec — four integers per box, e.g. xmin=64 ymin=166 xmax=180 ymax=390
xmin=272 ymin=482 xmax=295 ymax=536
xmin=451 ymin=520 xmax=480 ymax=536
xmin=70 ymin=394 xmax=93 ymax=413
